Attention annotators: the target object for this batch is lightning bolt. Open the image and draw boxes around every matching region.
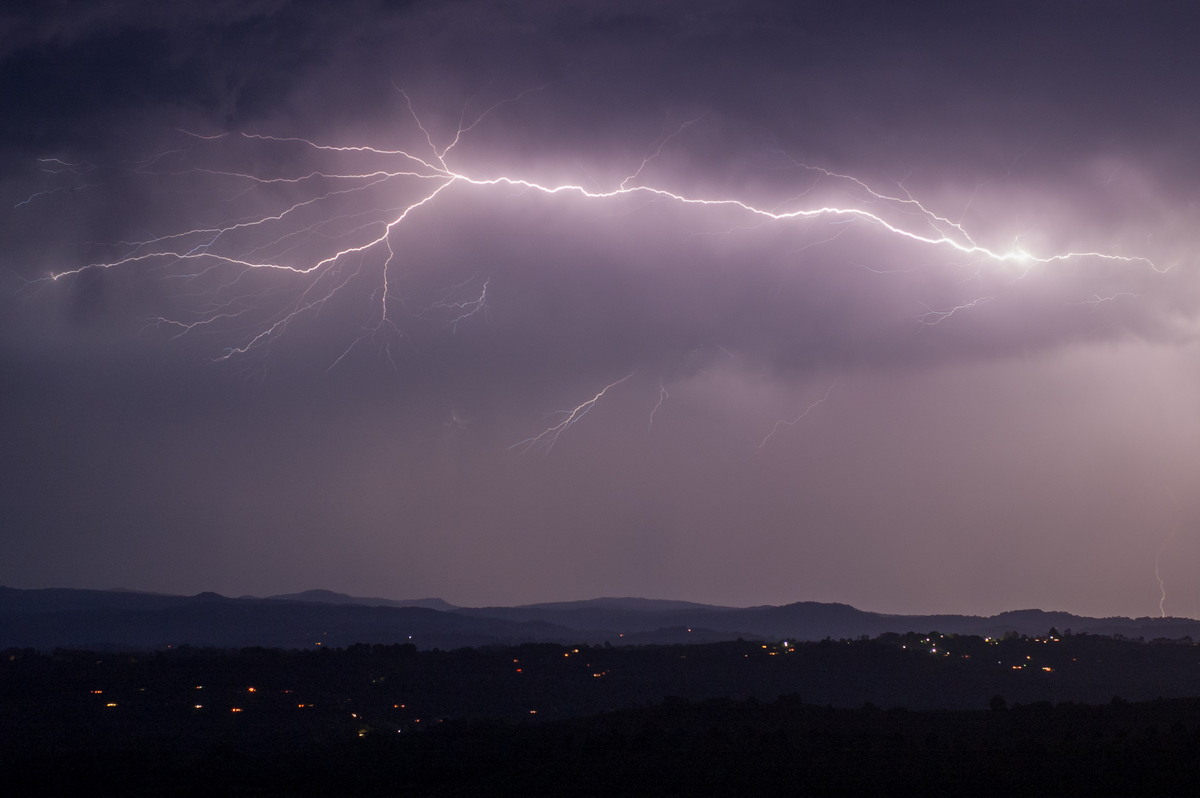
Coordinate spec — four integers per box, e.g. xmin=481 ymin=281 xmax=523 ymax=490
xmin=27 ymin=90 xmax=1161 ymax=441
xmin=41 ymin=98 xmax=1156 ymax=295
xmin=425 ymin=275 xmax=490 ymax=331
xmin=509 ymin=372 xmax=636 ymax=453
xmin=620 ymin=114 xmax=703 ymax=190
xmin=648 ymin=380 xmax=669 ymax=432
xmin=915 ymin=297 xmax=996 ymax=327
xmin=1154 ymin=487 xmax=1185 ymax=618
xmin=1154 ymin=549 xmax=1168 ymax=619
xmin=772 ymin=155 xmax=978 ymax=246
xmin=1071 ymin=292 xmax=1140 ymax=313
xmin=15 ymin=158 xmax=98 ymax=208
xmin=756 ymin=381 xmax=837 ymax=452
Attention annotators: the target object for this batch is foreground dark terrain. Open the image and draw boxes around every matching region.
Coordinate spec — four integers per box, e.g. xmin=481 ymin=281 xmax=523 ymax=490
xmin=6 ymin=633 xmax=1200 ymax=795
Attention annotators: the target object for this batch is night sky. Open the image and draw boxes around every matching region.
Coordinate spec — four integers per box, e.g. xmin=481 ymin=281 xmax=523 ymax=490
xmin=4 ymin=1 xmax=1200 ymax=618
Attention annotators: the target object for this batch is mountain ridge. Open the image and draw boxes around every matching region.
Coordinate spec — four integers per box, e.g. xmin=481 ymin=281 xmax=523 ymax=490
xmin=261 ymin=589 xmax=456 ymax=611
xmin=2 ymin=586 xmax=1196 ymax=651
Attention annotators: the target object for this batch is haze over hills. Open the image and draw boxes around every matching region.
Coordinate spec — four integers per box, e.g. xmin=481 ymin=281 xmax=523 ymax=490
xmin=2 ymin=586 xmax=1199 ymax=651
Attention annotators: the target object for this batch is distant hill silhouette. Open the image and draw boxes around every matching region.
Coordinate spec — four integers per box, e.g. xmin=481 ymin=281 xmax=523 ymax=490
xmin=2 ymin=586 xmax=1198 ymax=650
xmin=262 ymin=589 xmax=456 ymax=611
xmin=517 ymin=596 xmax=722 ymax=612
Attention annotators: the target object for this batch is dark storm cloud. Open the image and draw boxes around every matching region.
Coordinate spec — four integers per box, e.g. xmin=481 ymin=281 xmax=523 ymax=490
xmin=3 ymin=1 xmax=1200 ymax=617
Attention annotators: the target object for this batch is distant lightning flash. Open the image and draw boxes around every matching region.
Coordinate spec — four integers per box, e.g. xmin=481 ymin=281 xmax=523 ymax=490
xmin=509 ymin=372 xmax=636 ymax=453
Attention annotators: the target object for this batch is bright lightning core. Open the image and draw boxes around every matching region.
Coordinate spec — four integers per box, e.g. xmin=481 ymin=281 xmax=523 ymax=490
xmin=26 ymin=93 xmax=1166 ymax=443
